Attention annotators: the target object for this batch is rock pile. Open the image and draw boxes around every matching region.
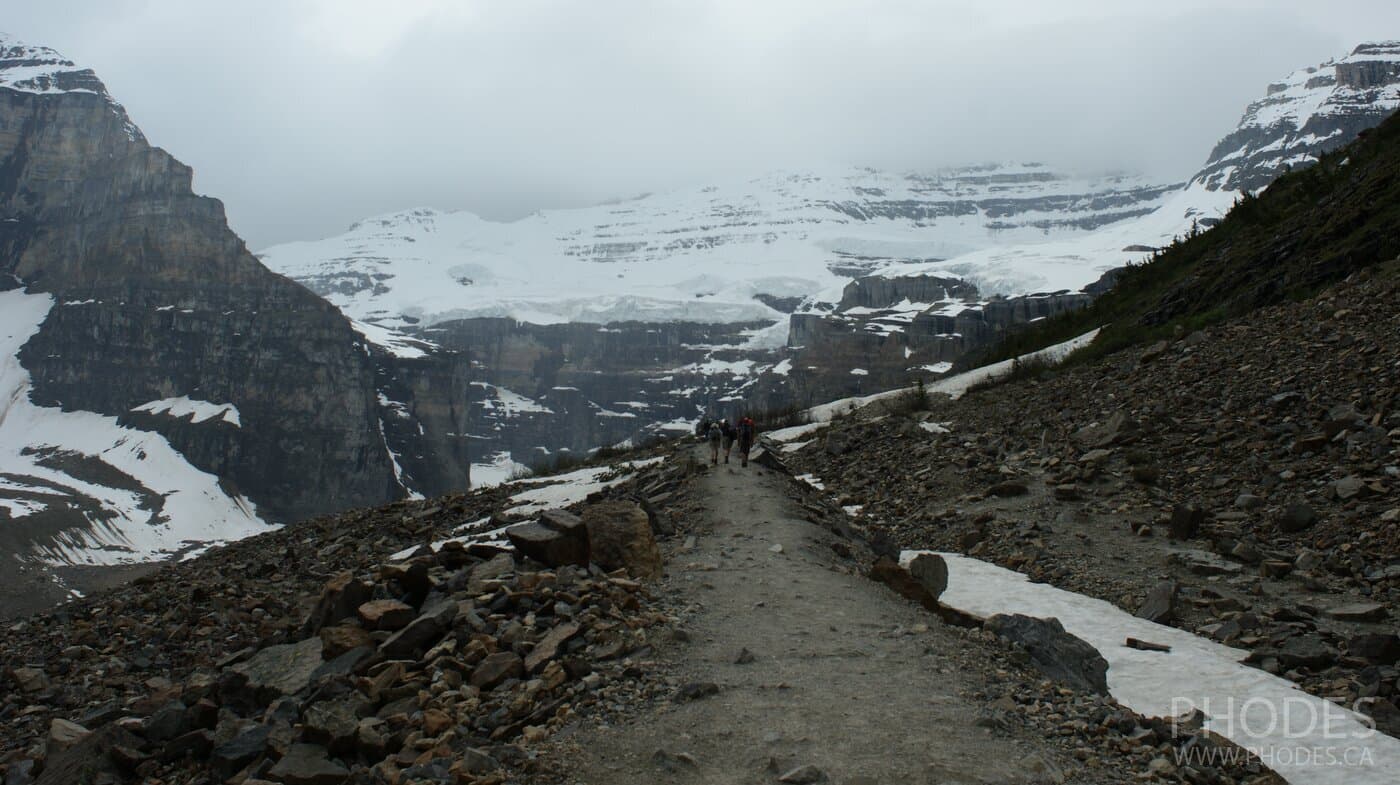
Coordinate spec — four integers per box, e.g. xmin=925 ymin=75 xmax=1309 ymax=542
xmin=0 ymin=449 xmax=693 ymax=785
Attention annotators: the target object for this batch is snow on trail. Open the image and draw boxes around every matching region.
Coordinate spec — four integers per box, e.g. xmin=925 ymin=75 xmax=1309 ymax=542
xmin=906 ymin=551 xmax=1397 ymax=785
xmin=771 ymin=328 xmax=1102 ymax=431
xmin=503 ymin=458 xmax=665 ymax=515
xmin=0 ymin=289 xmax=271 ymax=565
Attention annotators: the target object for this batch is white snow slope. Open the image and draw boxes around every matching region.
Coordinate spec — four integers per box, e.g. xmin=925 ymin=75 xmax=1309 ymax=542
xmin=260 ymin=165 xmax=1182 ymax=334
xmin=0 ymin=289 xmax=273 ymax=566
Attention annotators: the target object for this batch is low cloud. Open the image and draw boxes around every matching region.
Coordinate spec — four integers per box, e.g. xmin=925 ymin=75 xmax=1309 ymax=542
xmin=9 ymin=1 xmax=1399 ymax=247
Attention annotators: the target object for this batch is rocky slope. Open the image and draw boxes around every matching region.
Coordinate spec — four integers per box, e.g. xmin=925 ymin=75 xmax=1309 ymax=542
xmin=780 ymin=264 xmax=1400 ymax=739
xmin=0 ymin=435 xmax=1296 ymax=785
xmin=0 ymin=35 xmax=467 ymax=593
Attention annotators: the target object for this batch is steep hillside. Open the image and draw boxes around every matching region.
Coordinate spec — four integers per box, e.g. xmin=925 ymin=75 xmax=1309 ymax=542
xmin=965 ymin=107 xmax=1400 ymax=366
xmin=0 ymin=35 xmax=469 ymax=587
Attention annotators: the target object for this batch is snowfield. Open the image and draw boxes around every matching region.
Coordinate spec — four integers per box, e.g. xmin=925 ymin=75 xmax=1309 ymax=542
xmin=910 ymin=551 xmax=1398 ymax=785
xmin=259 ymin=165 xmax=1188 ymax=344
xmin=0 ymin=289 xmax=273 ymax=566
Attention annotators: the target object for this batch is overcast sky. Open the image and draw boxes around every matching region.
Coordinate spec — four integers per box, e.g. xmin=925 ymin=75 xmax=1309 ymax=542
xmin=9 ymin=1 xmax=1400 ymax=248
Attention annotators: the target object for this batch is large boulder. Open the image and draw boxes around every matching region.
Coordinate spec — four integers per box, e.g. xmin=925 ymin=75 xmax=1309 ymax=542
xmin=581 ymin=501 xmax=663 ymax=580
xmin=907 ymin=553 xmax=948 ymax=601
xmin=1136 ymin=581 xmax=1178 ymax=625
xmin=984 ymin=614 xmax=1109 ymax=695
xmin=230 ymin=638 xmax=324 ymax=701
xmin=506 ymin=512 xmax=588 ymax=568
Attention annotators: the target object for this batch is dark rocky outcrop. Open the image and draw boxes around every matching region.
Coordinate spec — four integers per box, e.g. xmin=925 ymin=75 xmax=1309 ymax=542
xmin=0 ymin=36 xmax=471 ymax=568
xmin=984 ymin=614 xmax=1110 ymax=695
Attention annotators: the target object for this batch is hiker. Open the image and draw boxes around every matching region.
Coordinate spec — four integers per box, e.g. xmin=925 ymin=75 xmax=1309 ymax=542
xmin=720 ymin=419 xmax=737 ymax=463
xmin=706 ymin=419 xmax=724 ymax=464
xmin=695 ymin=415 xmax=711 ymax=441
xmin=737 ymin=415 xmax=756 ymax=467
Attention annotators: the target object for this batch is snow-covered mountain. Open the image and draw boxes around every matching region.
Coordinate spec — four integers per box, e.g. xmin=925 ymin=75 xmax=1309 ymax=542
xmin=261 ymin=40 xmax=1400 ymax=481
xmin=263 ymin=165 xmax=1179 ymax=330
xmin=1193 ymin=41 xmax=1400 ymax=193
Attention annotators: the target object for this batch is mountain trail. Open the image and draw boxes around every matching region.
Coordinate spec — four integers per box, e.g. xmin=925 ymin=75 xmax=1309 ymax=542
xmin=534 ymin=446 xmax=1059 ymax=784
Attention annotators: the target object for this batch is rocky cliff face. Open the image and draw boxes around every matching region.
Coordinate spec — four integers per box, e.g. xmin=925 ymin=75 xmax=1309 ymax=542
xmin=0 ymin=35 xmax=463 ymax=569
xmin=1193 ymin=41 xmax=1400 ymax=193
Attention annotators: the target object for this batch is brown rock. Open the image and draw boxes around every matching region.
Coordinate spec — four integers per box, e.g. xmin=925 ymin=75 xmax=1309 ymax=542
xmin=422 ymin=708 xmax=453 ymax=737
xmin=319 ymin=625 xmax=373 ymax=660
xmin=524 ymin=622 xmax=581 ymax=674
xmin=582 ymin=501 xmax=663 ymax=580
xmin=470 ymin=652 xmax=523 ymax=690
xmin=300 ymin=572 xmax=372 ymax=636
xmin=869 ymin=556 xmax=940 ymax=612
xmin=357 ymin=599 xmax=416 ymax=631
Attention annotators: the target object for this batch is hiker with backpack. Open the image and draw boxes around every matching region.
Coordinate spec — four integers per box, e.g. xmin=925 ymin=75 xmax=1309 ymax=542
xmin=706 ymin=418 xmax=724 ymax=464
xmin=737 ymin=415 xmax=756 ymax=467
xmin=720 ymin=418 xmax=737 ymax=463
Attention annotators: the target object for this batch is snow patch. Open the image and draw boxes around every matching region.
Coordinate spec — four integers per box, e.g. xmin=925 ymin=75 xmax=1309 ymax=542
xmin=907 ymin=551 xmax=1398 ymax=785
xmin=132 ymin=396 xmax=241 ymax=427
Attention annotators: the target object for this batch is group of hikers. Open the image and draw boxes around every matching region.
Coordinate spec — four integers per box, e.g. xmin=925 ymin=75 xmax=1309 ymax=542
xmin=695 ymin=414 xmax=758 ymax=467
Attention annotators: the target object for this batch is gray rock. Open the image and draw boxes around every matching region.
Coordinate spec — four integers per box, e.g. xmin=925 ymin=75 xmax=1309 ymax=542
xmin=231 ymin=638 xmax=324 ymax=700
xmin=1136 ymin=581 xmax=1178 ymax=624
xmin=1327 ymin=603 xmax=1388 ymax=622
xmin=506 ymin=521 xmax=588 ymax=567
xmin=210 ymin=724 xmax=271 ymax=778
xmin=1348 ymin=633 xmax=1400 ymax=665
xmin=1278 ymin=503 xmax=1318 ymax=533
xmin=1169 ymin=504 xmax=1204 ymax=540
xmin=984 ymin=614 xmax=1109 ymax=695
xmin=779 ymin=764 xmax=828 ymax=783
xmin=379 ymin=599 xmax=458 ymax=659
xmin=265 ymin=744 xmax=348 ymax=785
xmin=987 ymin=480 xmax=1029 ymax=497
xmin=1170 ymin=549 xmax=1243 ymax=576
xmin=907 ymin=553 xmax=948 ymax=601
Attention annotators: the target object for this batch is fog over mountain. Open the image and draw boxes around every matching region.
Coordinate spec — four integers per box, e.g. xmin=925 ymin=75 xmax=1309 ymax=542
xmin=9 ymin=0 xmax=1400 ymax=248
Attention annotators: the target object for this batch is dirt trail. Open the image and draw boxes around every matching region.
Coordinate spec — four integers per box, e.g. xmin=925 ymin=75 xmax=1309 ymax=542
xmin=540 ymin=448 xmax=1060 ymax=784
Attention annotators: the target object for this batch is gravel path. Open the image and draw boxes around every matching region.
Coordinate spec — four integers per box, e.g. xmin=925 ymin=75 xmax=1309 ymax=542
xmin=539 ymin=448 xmax=1063 ymax=784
